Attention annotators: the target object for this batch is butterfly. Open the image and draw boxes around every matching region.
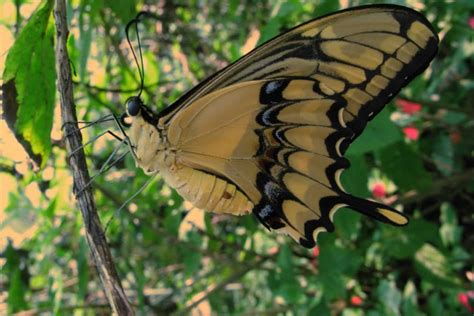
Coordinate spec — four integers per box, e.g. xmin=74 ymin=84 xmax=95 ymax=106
xmin=120 ymin=4 xmax=438 ymax=248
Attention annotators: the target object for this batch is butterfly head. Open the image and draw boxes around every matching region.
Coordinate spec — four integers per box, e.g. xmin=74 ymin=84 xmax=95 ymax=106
xmin=121 ymin=96 xmax=167 ymax=174
xmin=121 ymin=96 xmax=159 ymax=128
xmin=126 ymin=96 xmax=143 ymax=117
xmin=119 ymin=96 xmax=142 ymax=128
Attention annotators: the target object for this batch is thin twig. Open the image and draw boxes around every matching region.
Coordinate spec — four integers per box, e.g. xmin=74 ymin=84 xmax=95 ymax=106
xmin=53 ymin=0 xmax=134 ymax=314
xmin=397 ymin=168 xmax=474 ymax=206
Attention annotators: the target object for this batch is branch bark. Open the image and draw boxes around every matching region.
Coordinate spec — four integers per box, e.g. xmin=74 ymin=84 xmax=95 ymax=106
xmin=53 ymin=0 xmax=134 ymax=314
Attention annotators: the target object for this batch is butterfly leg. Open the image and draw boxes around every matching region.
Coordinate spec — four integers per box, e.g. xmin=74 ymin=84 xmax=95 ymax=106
xmin=62 ymin=114 xmax=115 ymax=137
xmin=67 ymin=129 xmax=124 ymax=159
xmin=70 ymin=127 xmax=129 ymax=196
xmin=75 ymin=142 xmax=130 ymax=197
xmin=103 ymin=173 xmax=158 ymax=233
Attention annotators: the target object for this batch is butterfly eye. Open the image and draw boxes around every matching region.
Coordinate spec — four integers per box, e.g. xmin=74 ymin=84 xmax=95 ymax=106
xmin=126 ymin=97 xmax=142 ymax=116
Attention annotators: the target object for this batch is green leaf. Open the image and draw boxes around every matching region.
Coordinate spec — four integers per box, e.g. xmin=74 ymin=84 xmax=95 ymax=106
xmin=8 ymin=269 xmax=29 ymax=313
xmin=308 ymin=298 xmax=331 ymax=315
xmin=378 ymin=142 xmax=432 ymax=192
xmin=315 ymin=1 xmax=340 ymax=16
xmin=52 ymin=271 xmax=64 ymax=314
xmin=105 ymin=0 xmax=136 ymax=23
xmin=133 ymin=261 xmax=146 ymax=310
xmin=273 ymin=243 xmax=301 ymax=304
xmin=441 ymin=110 xmax=466 ymax=125
xmin=427 ymin=293 xmax=445 ymax=316
xmin=431 ymin=133 xmax=454 ymax=176
xmin=342 ymin=309 xmax=364 ymax=316
xmin=381 ymin=218 xmax=438 ymax=259
xmin=183 ymin=232 xmax=202 ymax=275
xmin=366 ymin=311 xmax=384 ymax=316
xmin=333 ymin=209 xmax=361 ymax=241
xmin=402 ymin=281 xmax=422 ymax=316
xmin=346 ymin=108 xmax=402 ymax=155
xmin=258 ymin=18 xmax=281 ymax=44
xmin=439 ymin=203 xmax=462 ymax=247
xmin=341 ymin=154 xmax=370 ymax=197
xmin=78 ymin=0 xmax=94 ymax=81
xmin=377 ymin=280 xmax=401 ymax=316
xmin=414 ymin=243 xmax=462 ymax=288
xmin=318 ymin=235 xmax=362 ymax=300
xmin=2 ymin=0 xmax=56 ymax=168
xmin=77 ymin=237 xmax=89 ymax=302
xmin=339 ymin=154 xmax=374 ymax=239
xmin=5 ymin=242 xmax=29 ymax=313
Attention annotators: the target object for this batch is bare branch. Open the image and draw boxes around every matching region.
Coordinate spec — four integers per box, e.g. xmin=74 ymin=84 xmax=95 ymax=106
xmin=53 ymin=0 xmax=134 ymax=314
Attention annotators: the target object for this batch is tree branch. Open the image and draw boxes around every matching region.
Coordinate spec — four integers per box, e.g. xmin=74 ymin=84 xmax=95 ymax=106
xmin=53 ymin=0 xmax=134 ymax=314
xmin=397 ymin=168 xmax=474 ymax=206
xmin=174 ymin=257 xmax=269 ymax=315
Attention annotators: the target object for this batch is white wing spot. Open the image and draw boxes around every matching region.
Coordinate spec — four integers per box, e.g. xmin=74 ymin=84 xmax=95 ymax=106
xmin=259 ymin=204 xmax=273 ymax=218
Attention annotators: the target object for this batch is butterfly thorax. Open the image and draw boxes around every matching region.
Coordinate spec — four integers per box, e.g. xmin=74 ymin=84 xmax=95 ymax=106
xmin=128 ymin=115 xmax=175 ymax=175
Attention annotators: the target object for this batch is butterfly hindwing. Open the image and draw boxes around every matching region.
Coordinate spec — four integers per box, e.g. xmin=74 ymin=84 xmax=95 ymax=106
xmin=167 ymin=78 xmax=408 ymax=247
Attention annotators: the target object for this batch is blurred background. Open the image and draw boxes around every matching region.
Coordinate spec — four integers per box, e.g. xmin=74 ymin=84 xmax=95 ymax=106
xmin=1 ymin=0 xmax=473 ymax=314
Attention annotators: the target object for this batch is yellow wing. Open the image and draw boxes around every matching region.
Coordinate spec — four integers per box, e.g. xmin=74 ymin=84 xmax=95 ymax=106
xmin=159 ymin=4 xmax=438 ymax=141
xmin=144 ymin=5 xmax=438 ymax=247
xmin=166 ymin=79 xmax=406 ymax=248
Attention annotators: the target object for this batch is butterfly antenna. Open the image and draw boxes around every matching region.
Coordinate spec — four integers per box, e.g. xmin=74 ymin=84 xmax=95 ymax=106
xmin=125 ymin=12 xmax=154 ymax=98
xmin=104 ymin=173 xmax=158 ymax=233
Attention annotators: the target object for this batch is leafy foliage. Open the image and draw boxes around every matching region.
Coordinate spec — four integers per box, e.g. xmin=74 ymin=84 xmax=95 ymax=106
xmin=1 ymin=0 xmax=473 ymax=314
xmin=2 ymin=0 xmax=56 ymax=167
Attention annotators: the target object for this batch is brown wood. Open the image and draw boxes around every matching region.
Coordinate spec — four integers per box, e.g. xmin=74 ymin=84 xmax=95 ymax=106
xmin=53 ymin=0 xmax=134 ymax=314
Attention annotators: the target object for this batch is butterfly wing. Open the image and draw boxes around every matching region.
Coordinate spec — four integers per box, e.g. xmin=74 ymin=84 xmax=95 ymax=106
xmin=153 ymin=5 xmax=438 ymax=247
xmin=159 ymin=4 xmax=438 ymax=140
xmin=166 ymin=78 xmax=410 ymax=247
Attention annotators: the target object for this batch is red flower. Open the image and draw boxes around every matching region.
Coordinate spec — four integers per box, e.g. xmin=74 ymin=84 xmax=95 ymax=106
xmin=351 ymin=296 xmax=363 ymax=306
xmin=396 ymin=99 xmax=422 ymax=115
xmin=469 ymin=17 xmax=474 ymax=29
xmin=312 ymin=246 xmax=320 ymax=257
xmin=458 ymin=291 xmax=474 ymax=312
xmin=371 ymin=183 xmax=386 ymax=199
xmin=311 ymin=246 xmax=320 ymax=268
xmin=403 ymin=126 xmax=420 ymax=140
xmin=267 ymin=246 xmax=279 ymax=255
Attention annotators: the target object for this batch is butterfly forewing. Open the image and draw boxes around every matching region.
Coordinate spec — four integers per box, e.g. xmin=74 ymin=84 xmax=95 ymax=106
xmin=128 ymin=5 xmax=438 ymax=247
xmin=159 ymin=5 xmax=437 ymax=130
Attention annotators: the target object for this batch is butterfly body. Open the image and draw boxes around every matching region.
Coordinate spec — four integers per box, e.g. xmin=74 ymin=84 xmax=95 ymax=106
xmin=128 ymin=107 xmax=254 ymax=215
xmin=124 ymin=5 xmax=438 ymax=247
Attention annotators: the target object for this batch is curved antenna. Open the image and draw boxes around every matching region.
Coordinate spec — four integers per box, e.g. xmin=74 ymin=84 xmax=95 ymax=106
xmin=125 ymin=11 xmax=160 ymax=98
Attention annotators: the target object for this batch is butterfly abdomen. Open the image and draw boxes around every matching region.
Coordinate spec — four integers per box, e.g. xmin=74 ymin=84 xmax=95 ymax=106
xmin=168 ymin=166 xmax=253 ymax=215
